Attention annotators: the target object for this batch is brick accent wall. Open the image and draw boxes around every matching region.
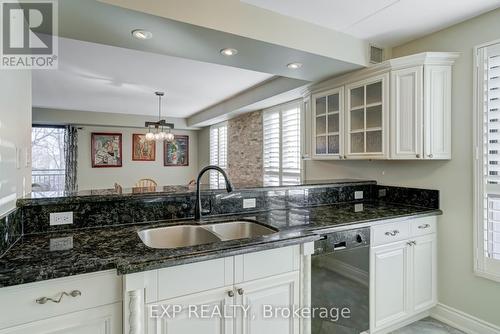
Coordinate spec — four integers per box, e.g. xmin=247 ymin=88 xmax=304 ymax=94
xmin=227 ymin=110 xmax=263 ymax=184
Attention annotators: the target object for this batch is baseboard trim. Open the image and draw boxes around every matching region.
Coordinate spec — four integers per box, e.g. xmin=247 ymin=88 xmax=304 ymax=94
xmin=371 ymin=310 xmax=430 ymax=334
xmin=431 ymin=303 xmax=500 ymax=334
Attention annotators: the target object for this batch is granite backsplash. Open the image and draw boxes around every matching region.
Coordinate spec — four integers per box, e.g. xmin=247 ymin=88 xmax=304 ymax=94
xmin=15 ymin=181 xmax=439 ymax=235
xmin=0 ymin=209 xmax=22 ymax=256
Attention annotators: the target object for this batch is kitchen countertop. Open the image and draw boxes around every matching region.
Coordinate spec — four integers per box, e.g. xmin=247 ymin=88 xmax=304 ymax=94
xmin=0 ymin=200 xmax=441 ymax=288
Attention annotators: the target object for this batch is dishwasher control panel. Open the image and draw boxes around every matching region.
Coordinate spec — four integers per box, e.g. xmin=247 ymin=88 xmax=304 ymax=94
xmin=314 ymin=227 xmax=370 ymax=256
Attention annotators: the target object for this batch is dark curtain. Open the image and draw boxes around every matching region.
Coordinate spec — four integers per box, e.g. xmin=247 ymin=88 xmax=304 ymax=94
xmin=64 ymin=125 xmax=78 ymax=192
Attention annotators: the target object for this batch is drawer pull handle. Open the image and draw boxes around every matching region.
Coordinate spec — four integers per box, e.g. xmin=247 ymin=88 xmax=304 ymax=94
xmin=385 ymin=230 xmax=400 ymax=237
xmin=237 ymin=288 xmax=244 ymax=296
xmin=36 ymin=290 xmax=82 ymax=304
xmin=227 ymin=290 xmax=234 ymax=297
xmin=407 ymin=241 xmax=417 ymax=246
xmin=418 ymin=224 xmax=431 ymax=229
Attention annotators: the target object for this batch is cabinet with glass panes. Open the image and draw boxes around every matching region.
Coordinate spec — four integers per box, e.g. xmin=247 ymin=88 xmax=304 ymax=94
xmin=311 ymin=87 xmax=344 ymax=159
xmin=345 ymin=73 xmax=389 ymax=159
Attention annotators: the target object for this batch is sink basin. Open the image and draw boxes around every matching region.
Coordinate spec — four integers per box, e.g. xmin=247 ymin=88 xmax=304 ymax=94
xmin=204 ymin=221 xmax=278 ymax=241
xmin=137 ymin=225 xmax=220 ymax=249
xmin=137 ymin=221 xmax=278 ymax=249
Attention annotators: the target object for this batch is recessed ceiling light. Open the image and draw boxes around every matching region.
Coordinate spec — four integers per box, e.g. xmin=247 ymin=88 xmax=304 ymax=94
xmin=287 ymin=62 xmax=303 ymax=69
xmin=132 ymin=29 xmax=153 ymax=40
xmin=220 ymin=48 xmax=238 ymax=56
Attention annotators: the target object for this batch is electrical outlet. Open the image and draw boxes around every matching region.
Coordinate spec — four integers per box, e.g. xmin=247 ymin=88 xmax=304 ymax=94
xmin=50 ymin=236 xmax=73 ymax=251
xmin=354 ymin=203 xmax=364 ymax=212
xmin=243 ymin=198 xmax=256 ymax=209
xmin=354 ymin=191 xmax=363 ymax=200
xmin=50 ymin=212 xmax=73 ymax=226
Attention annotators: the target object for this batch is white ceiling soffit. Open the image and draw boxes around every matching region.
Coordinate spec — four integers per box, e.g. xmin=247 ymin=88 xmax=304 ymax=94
xmin=32 ymin=38 xmax=273 ymax=118
xmin=241 ymin=0 xmax=500 ymax=47
xmin=53 ymin=0 xmax=363 ymax=82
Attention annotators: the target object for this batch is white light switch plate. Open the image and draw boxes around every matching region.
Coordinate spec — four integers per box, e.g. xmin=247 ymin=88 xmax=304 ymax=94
xmin=243 ymin=198 xmax=256 ymax=209
xmin=50 ymin=212 xmax=73 ymax=225
xmin=354 ymin=191 xmax=363 ymax=200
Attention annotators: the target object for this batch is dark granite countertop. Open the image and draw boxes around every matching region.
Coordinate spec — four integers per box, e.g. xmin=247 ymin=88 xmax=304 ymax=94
xmin=18 ymin=179 xmax=376 ymax=206
xmin=0 ymin=200 xmax=440 ymax=288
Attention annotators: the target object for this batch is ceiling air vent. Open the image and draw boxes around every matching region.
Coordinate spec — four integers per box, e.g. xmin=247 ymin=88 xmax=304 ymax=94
xmin=370 ymin=45 xmax=384 ymax=64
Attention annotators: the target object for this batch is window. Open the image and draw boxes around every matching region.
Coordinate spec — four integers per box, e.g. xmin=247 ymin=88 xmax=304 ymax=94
xmin=474 ymin=40 xmax=500 ymax=281
xmin=263 ymin=100 xmax=301 ymax=186
xmin=209 ymin=122 xmax=228 ymax=188
xmin=31 ymin=126 xmax=66 ymax=192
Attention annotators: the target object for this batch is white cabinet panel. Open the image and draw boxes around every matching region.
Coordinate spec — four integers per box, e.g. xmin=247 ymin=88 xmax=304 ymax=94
xmin=147 ymin=287 xmax=234 ymax=334
xmin=0 ymin=302 xmax=122 ymax=334
xmin=236 ymin=272 xmax=299 ymax=334
xmin=412 ymin=234 xmax=437 ymax=313
xmin=424 ymin=65 xmax=452 ymax=159
xmin=371 ymin=241 xmax=410 ymax=330
xmin=391 ymin=66 xmax=424 ymax=159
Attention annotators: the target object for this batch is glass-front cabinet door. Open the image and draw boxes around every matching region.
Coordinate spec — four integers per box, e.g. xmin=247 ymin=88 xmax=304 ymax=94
xmin=345 ymin=73 xmax=389 ymax=159
xmin=312 ymin=87 xmax=344 ymax=159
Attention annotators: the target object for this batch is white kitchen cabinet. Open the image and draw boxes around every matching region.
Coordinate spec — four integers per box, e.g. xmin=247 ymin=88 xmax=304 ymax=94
xmin=236 ymin=272 xmax=300 ymax=334
xmin=125 ymin=245 xmax=308 ymax=334
xmin=0 ymin=302 xmax=122 ymax=334
xmin=370 ymin=217 xmax=437 ymax=333
xmin=311 ymin=87 xmax=344 ymax=159
xmin=390 ymin=66 xmax=424 ymax=159
xmin=146 ymin=287 xmax=234 ymax=334
xmin=371 ymin=241 xmax=410 ymax=329
xmin=424 ymin=65 xmax=452 ymax=160
xmin=306 ymin=52 xmax=458 ymax=161
xmin=0 ymin=270 xmax=123 ymax=334
xmin=345 ymin=73 xmax=389 ymax=159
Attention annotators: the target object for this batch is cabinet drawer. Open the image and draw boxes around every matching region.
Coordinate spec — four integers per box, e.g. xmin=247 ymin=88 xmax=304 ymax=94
xmin=158 ymin=257 xmax=233 ymax=301
xmin=372 ymin=221 xmax=411 ymax=246
xmin=0 ymin=270 xmax=122 ymax=329
xmin=410 ymin=216 xmax=437 ymax=237
xmin=235 ymin=245 xmax=299 ymax=283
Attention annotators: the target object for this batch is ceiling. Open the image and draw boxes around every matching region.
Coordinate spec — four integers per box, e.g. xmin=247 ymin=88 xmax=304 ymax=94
xmin=241 ymin=0 xmax=500 ymax=47
xmin=32 ymin=38 xmax=274 ymax=118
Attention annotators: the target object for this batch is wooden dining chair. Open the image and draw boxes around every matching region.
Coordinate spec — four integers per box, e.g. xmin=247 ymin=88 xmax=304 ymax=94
xmin=135 ymin=178 xmax=157 ymax=188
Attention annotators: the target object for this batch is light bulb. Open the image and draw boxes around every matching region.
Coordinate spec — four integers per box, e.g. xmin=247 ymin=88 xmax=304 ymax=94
xmin=165 ymin=132 xmax=175 ymax=142
xmin=154 ymin=132 xmax=161 ymax=141
xmin=145 ymin=132 xmax=155 ymax=141
xmin=159 ymin=131 xmax=168 ymax=140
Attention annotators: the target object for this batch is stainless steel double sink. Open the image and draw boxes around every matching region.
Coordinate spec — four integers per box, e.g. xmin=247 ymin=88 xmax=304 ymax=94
xmin=137 ymin=221 xmax=278 ymax=249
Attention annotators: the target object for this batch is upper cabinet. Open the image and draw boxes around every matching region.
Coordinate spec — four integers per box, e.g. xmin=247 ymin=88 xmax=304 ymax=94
xmin=306 ymin=52 xmax=458 ymax=161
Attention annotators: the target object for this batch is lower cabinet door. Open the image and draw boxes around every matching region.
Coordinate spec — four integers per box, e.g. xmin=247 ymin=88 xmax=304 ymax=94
xmin=370 ymin=241 xmax=410 ymax=331
xmin=0 ymin=302 xmax=122 ymax=334
xmin=412 ymin=234 xmax=437 ymax=313
xmin=146 ymin=286 xmax=234 ymax=334
xmin=235 ymin=271 xmax=300 ymax=334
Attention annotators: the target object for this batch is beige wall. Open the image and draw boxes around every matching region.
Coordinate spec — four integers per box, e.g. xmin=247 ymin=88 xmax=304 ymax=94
xmin=77 ymin=126 xmax=198 ymax=190
xmin=227 ymin=111 xmax=263 ymax=184
xmin=305 ymin=8 xmax=500 ymax=326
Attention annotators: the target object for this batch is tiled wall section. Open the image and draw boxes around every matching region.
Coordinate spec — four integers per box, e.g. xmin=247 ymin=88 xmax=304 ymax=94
xmin=21 ymin=183 xmax=379 ymax=234
xmin=17 ymin=183 xmax=439 ymax=234
xmin=0 ymin=209 xmax=22 ymax=256
xmin=227 ymin=110 xmax=263 ymax=184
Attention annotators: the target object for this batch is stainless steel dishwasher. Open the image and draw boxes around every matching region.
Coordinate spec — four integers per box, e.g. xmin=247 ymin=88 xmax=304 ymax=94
xmin=311 ymin=227 xmax=370 ymax=334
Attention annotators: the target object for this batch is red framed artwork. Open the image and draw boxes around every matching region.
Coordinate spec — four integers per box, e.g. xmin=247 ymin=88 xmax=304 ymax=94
xmin=91 ymin=132 xmax=123 ymax=168
xmin=132 ymin=134 xmax=156 ymax=161
xmin=164 ymin=135 xmax=189 ymax=166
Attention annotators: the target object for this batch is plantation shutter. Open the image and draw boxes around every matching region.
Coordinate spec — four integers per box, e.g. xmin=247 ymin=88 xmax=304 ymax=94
xmin=263 ymin=101 xmax=301 ymax=186
xmin=209 ymin=123 xmax=227 ymax=188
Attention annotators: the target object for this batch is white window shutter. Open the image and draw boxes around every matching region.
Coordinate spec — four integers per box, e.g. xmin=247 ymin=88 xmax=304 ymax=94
xmin=209 ymin=123 xmax=228 ymax=188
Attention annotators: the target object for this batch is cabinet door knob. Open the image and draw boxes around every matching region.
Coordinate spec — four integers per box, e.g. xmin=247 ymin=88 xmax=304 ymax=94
xmin=428 ymin=154 xmax=433 ymax=158
xmin=227 ymin=290 xmax=234 ymax=297
xmin=416 ymin=154 xmax=420 ymax=158
xmin=237 ymin=288 xmax=244 ymax=295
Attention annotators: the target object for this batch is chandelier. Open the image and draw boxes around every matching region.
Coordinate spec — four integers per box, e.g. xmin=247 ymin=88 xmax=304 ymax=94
xmin=145 ymin=91 xmax=175 ymax=142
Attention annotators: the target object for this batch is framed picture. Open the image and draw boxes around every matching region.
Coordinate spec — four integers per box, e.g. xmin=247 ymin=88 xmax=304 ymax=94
xmin=91 ymin=133 xmax=122 ymax=168
xmin=132 ymin=134 xmax=156 ymax=161
xmin=164 ymin=135 xmax=189 ymax=166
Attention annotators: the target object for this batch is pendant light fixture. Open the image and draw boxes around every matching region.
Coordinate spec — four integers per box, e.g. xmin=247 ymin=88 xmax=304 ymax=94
xmin=145 ymin=91 xmax=175 ymax=142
